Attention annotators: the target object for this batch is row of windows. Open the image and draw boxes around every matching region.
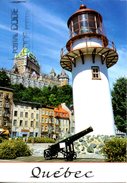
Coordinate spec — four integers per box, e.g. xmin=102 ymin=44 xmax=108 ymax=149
xmin=42 ymin=110 xmax=54 ymax=116
xmin=14 ymin=111 xmax=39 ymax=119
xmin=13 ymin=119 xmax=39 ymax=127
xmin=13 ymin=118 xmax=69 ymax=127
xmin=0 ymin=92 xmax=11 ymax=99
xmin=60 ymin=128 xmax=69 ymax=132
xmin=41 ymin=118 xmax=69 ymax=125
xmin=14 ymin=111 xmax=54 ymax=116
xmin=42 ymin=118 xmax=54 ymax=123
xmin=0 ymin=102 xmax=10 ymax=107
xmin=55 ymin=112 xmax=68 ymax=117
xmin=42 ymin=126 xmax=58 ymax=132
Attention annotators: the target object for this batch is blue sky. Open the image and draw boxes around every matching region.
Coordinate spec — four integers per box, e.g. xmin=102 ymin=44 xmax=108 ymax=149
xmin=0 ymin=0 xmax=126 ymax=89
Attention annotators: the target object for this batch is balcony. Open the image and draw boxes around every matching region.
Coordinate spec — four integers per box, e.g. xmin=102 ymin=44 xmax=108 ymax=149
xmin=60 ymin=38 xmax=118 ymax=71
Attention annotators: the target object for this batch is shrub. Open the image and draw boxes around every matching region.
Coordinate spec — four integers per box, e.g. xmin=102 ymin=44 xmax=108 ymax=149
xmin=14 ymin=139 xmax=32 ymax=157
xmin=102 ymin=137 xmax=127 ymax=162
xmin=0 ymin=137 xmax=3 ymax=143
xmin=0 ymin=139 xmax=32 ymax=159
xmin=0 ymin=140 xmax=17 ymax=159
xmin=27 ymin=137 xmax=55 ymax=143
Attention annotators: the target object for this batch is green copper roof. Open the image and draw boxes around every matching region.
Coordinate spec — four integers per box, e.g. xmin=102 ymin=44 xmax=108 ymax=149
xmin=15 ymin=48 xmax=39 ymax=66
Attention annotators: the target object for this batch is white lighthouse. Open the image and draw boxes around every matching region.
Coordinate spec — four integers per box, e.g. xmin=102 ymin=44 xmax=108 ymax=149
xmin=60 ymin=4 xmax=118 ymax=135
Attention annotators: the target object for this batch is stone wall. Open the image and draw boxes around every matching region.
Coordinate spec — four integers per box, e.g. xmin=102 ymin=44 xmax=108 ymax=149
xmin=27 ymin=136 xmax=113 ymax=159
xmin=74 ymin=135 xmax=113 ymax=159
xmin=27 ymin=143 xmax=53 ymax=157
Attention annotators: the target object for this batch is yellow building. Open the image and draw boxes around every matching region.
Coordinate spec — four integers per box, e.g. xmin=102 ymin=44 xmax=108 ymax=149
xmin=12 ymin=101 xmax=41 ymax=137
xmin=0 ymin=87 xmax=13 ymax=132
xmin=41 ymin=106 xmax=57 ymax=138
xmin=41 ymin=105 xmax=71 ymax=139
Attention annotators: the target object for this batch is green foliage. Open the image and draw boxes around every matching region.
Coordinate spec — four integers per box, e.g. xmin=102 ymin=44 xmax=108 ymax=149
xmin=0 ymin=70 xmax=11 ymax=87
xmin=11 ymin=84 xmax=26 ymax=102
xmin=27 ymin=137 xmax=55 ymax=143
xmin=0 ymin=137 xmax=3 ymax=143
xmin=112 ymin=77 xmax=127 ymax=133
xmin=102 ymin=137 xmax=127 ymax=162
xmin=0 ymin=139 xmax=32 ymax=159
xmin=13 ymin=139 xmax=32 ymax=157
xmin=11 ymin=84 xmax=73 ymax=107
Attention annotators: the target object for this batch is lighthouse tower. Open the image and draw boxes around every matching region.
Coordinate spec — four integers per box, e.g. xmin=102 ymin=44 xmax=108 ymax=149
xmin=60 ymin=4 xmax=118 ymax=135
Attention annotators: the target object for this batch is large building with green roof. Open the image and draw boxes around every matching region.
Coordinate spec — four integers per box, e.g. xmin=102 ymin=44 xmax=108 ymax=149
xmin=3 ymin=48 xmax=69 ymax=88
xmin=13 ymin=48 xmax=40 ymax=76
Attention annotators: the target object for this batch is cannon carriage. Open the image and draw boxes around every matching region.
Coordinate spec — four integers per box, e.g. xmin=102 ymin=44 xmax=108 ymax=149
xmin=44 ymin=126 xmax=93 ymax=161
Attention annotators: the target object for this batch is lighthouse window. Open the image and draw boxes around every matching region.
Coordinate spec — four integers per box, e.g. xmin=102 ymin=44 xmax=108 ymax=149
xmin=72 ymin=16 xmax=79 ymax=35
xmin=91 ymin=66 xmax=101 ymax=80
xmin=69 ymin=13 xmax=104 ymax=38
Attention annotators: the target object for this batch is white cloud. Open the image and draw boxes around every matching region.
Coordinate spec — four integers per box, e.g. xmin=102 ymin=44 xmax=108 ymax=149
xmin=32 ymin=33 xmax=64 ymax=48
xmin=0 ymin=24 xmax=11 ymax=32
xmin=23 ymin=2 xmax=68 ymax=38
xmin=0 ymin=23 xmax=24 ymax=35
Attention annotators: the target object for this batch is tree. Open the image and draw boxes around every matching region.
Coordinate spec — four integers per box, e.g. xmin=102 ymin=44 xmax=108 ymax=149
xmin=11 ymin=83 xmax=73 ymax=107
xmin=111 ymin=77 xmax=127 ymax=133
xmin=0 ymin=70 xmax=11 ymax=87
xmin=11 ymin=84 xmax=26 ymax=102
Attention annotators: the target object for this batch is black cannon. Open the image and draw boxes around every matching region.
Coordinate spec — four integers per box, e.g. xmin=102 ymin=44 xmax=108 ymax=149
xmin=44 ymin=126 xmax=93 ymax=161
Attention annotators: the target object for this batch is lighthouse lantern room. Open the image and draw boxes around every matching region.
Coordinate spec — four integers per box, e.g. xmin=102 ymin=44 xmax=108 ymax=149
xmin=60 ymin=4 xmax=118 ymax=135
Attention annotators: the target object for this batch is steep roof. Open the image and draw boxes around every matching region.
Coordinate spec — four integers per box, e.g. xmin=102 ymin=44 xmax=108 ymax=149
xmin=54 ymin=105 xmax=68 ymax=114
xmin=59 ymin=69 xmax=69 ymax=79
xmin=15 ymin=48 xmax=39 ymax=66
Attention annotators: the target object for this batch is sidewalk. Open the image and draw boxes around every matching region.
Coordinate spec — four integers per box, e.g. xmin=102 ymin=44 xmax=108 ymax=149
xmin=0 ymin=156 xmax=105 ymax=162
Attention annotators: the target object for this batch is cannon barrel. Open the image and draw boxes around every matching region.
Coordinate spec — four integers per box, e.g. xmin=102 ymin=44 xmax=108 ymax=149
xmin=44 ymin=126 xmax=93 ymax=160
xmin=60 ymin=126 xmax=93 ymax=144
xmin=50 ymin=126 xmax=93 ymax=149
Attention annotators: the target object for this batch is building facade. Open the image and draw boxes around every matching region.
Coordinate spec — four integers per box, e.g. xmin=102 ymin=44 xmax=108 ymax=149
xmin=11 ymin=101 xmax=71 ymax=139
xmin=13 ymin=47 xmax=40 ymax=76
xmin=41 ymin=106 xmax=58 ymax=139
xmin=3 ymin=48 xmax=69 ymax=88
xmin=61 ymin=103 xmax=75 ymax=134
xmin=54 ymin=105 xmax=70 ymax=138
xmin=0 ymin=87 xmax=13 ymax=132
xmin=12 ymin=101 xmax=41 ymax=137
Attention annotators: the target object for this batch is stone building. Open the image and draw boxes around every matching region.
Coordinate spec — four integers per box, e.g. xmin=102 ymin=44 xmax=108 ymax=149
xmin=12 ymin=101 xmax=41 ymax=137
xmin=0 ymin=87 xmax=13 ymax=131
xmin=13 ymin=47 xmax=40 ymax=76
xmin=11 ymin=101 xmax=72 ymax=139
xmin=3 ymin=47 xmax=69 ymax=88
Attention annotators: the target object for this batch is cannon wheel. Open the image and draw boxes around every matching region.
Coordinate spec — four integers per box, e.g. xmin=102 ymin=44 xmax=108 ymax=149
xmin=73 ymin=152 xmax=77 ymax=159
xmin=54 ymin=153 xmax=58 ymax=158
xmin=44 ymin=149 xmax=52 ymax=160
xmin=65 ymin=152 xmax=74 ymax=161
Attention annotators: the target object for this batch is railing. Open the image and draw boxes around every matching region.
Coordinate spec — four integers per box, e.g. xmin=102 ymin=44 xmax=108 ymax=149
xmin=60 ymin=38 xmax=117 ymax=57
